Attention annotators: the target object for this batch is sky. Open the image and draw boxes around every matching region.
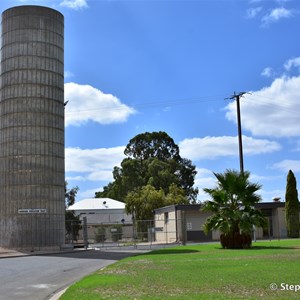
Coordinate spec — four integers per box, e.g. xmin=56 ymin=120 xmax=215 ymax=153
xmin=1 ymin=0 xmax=300 ymax=203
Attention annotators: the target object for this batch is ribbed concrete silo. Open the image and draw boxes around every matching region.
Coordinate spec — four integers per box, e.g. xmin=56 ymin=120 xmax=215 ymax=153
xmin=0 ymin=6 xmax=65 ymax=250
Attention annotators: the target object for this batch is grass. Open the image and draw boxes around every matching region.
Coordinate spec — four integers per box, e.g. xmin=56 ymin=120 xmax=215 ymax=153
xmin=60 ymin=239 xmax=300 ymax=300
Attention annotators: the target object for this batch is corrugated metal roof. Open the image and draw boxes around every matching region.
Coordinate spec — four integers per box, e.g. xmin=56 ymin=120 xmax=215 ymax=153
xmin=67 ymin=198 xmax=125 ymax=210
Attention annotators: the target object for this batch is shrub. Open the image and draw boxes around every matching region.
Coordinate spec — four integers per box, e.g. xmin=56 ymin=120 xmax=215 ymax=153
xmin=111 ymin=225 xmax=123 ymax=242
xmin=94 ymin=226 xmax=106 ymax=243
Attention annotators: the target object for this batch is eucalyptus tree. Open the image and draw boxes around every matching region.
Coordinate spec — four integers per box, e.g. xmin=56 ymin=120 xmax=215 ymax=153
xmin=96 ymin=131 xmax=198 ymax=204
xmin=202 ymin=169 xmax=267 ymax=249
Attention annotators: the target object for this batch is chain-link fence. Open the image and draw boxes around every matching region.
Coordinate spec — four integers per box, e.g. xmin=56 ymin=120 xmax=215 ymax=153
xmin=65 ymin=218 xmax=182 ymax=250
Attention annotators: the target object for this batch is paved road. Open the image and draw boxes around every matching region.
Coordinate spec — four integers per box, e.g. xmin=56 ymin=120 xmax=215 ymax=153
xmin=0 ymin=249 xmax=142 ymax=300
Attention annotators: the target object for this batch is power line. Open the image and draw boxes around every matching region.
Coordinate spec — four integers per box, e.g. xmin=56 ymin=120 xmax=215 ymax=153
xmin=64 ymin=94 xmax=225 ymax=114
xmin=64 ymin=91 xmax=300 ymax=116
xmin=246 ymin=94 xmax=300 ymax=114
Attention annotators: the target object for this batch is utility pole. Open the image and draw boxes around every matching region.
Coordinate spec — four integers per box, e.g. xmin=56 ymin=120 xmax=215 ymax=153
xmin=226 ymin=92 xmax=248 ymax=174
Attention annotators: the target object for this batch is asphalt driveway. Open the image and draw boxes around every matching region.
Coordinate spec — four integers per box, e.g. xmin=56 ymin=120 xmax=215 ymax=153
xmin=0 ymin=249 xmax=144 ymax=300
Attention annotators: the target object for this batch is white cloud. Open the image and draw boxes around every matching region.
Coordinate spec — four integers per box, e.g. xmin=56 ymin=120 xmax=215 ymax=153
xmin=65 ymin=146 xmax=125 ymax=177
xmin=250 ymin=174 xmax=282 ymax=181
xmin=179 ymin=136 xmax=280 ymax=161
xmin=271 ymin=160 xmax=300 ymax=172
xmin=260 ymin=188 xmax=285 ymax=202
xmin=293 ymin=140 xmax=300 ymax=152
xmin=195 ymin=167 xmax=286 ymax=202
xmin=262 ymin=7 xmax=293 ymax=26
xmin=225 ymin=76 xmax=300 ymax=137
xmin=64 ymin=82 xmax=136 ymax=126
xmin=64 ymin=70 xmax=74 ymax=79
xmin=65 ymin=175 xmax=86 ymax=181
xmin=192 ymin=168 xmax=215 ymax=202
xmin=246 ymin=7 xmax=262 ymax=19
xmin=261 ymin=67 xmax=274 ymax=78
xmin=60 ymin=0 xmax=88 ymax=10
xmin=66 ymin=171 xmax=113 ymax=182
xmin=65 ymin=146 xmax=126 ymax=200
xmin=284 ymin=57 xmax=300 ymax=72
xmin=65 ymin=143 xmax=282 ymax=202
xmin=78 ymin=187 xmax=104 ymax=199
xmin=195 ymin=168 xmax=215 ymax=186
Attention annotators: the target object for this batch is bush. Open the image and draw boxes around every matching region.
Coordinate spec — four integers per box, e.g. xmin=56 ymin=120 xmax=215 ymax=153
xmin=111 ymin=225 xmax=123 ymax=242
xmin=94 ymin=226 xmax=106 ymax=243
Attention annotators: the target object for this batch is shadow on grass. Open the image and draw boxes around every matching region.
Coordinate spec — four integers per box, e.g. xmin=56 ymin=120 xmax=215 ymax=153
xmin=147 ymin=249 xmax=200 ymax=255
xmin=209 ymin=246 xmax=298 ymax=251
xmin=250 ymin=245 xmax=298 ymax=250
xmin=217 ymin=245 xmax=298 ymax=251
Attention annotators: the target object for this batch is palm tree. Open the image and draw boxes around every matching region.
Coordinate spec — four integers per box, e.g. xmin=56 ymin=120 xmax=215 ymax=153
xmin=202 ymin=169 xmax=267 ymax=249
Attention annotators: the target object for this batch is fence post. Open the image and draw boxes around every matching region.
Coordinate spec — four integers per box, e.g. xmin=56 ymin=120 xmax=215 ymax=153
xmin=165 ymin=221 xmax=168 ymax=245
xmin=181 ymin=211 xmax=187 ymax=246
xmin=132 ymin=218 xmax=137 ymax=249
xmin=83 ymin=217 xmax=88 ymax=249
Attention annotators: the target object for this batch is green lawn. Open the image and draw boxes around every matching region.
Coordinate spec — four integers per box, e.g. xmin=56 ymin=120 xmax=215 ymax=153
xmin=61 ymin=240 xmax=300 ymax=300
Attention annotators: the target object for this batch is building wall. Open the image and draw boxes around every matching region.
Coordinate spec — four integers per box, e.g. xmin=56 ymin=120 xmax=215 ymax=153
xmin=275 ymin=207 xmax=287 ymax=238
xmin=185 ymin=210 xmax=212 ymax=241
xmin=76 ymin=209 xmax=132 ymax=225
xmin=155 ymin=210 xmax=178 ymax=243
xmin=154 ymin=204 xmax=296 ymax=243
xmin=155 ymin=208 xmax=213 ymax=243
xmin=0 ymin=6 xmax=65 ymax=250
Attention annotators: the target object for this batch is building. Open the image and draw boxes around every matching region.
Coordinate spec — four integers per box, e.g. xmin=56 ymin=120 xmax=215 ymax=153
xmin=154 ymin=202 xmax=294 ymax=243
xmin=0 ymin=6 xmax=65 ymax=250
xmin=67 ymin=198 xmax=132 ymax=243
xmin=67 ymin=198 xmax=132 ymax=224
xmin=255 ymin=202 xmax=287 ymax=239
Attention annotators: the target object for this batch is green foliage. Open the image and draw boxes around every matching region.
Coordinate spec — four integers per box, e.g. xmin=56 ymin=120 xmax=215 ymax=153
xmin=285 ymin=170 xmax=300 ymax=238
xmin=94 ymin=226 xmax=106 ymax=243
xmin=124 ymin=131 xmax=180 ymax=161
xmin=125 ymin=184 xmax=189 ymax=221
xmin=165 ymin=183 xmax=189 ymax=205
xmin=202 ymin=169 xmax=267 ymax=249
xmin=125 ymin=185 xmax=166 ymax=221
xmin=65 ymin=181 xmax=79 ymax=208
xmin=65 ymin=182 xmax=81 ymax=241
xmin=111 ymin=224 xmax=123 ymax=242
xmin=96 ymin=131 xmax=198 ymax=207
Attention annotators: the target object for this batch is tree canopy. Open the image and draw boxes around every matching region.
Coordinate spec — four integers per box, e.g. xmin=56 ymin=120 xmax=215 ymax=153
xmin=124 ymin=131 xmax=180 ymax=161
xmin=285 ymin=170 xmax=300 ymax=238
xmin=202 ymin=169 xmax=267 ymax=249
xmin=125 ymin=183 xmax=189 ymax=221
xmin=96 ymin=131 xmax=198 ymax=217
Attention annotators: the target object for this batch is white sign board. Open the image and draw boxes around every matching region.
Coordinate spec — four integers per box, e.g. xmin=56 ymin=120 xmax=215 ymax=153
xmin=18 ymin=209 xmax=47 ymax=214
xmin=186 ymin=222 xmax=192 ymax=230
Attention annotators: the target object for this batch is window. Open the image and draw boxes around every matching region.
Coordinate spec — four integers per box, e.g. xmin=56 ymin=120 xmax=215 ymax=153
xmin=164 ymin=212 xmax=169 ymax=224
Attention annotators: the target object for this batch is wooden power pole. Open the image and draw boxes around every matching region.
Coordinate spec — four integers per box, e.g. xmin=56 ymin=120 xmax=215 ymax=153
xmin=226 ymin=92 xmax=248 ymax=174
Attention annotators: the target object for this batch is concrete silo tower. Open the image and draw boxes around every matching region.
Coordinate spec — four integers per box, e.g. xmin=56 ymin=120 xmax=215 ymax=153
xmin=0 ymin=6 xmax=65 ymax=250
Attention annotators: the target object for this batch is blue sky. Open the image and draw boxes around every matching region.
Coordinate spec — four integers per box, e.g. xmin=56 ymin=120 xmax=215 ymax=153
xmin=1 ymin=0 xmax=300 ymax=203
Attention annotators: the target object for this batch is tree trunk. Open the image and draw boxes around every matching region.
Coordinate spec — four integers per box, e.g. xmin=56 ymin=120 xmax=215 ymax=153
xmin=220 ymin=232 xmax=252 ymax=249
